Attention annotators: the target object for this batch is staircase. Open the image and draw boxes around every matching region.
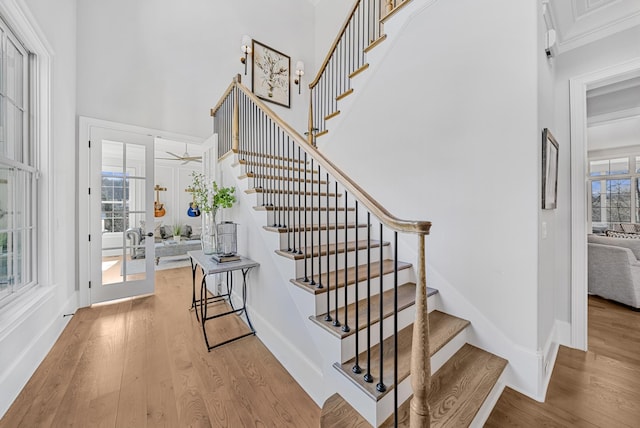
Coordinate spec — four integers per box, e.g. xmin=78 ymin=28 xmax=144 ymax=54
xmin=208 ymin=1 xmax=509 ymax=426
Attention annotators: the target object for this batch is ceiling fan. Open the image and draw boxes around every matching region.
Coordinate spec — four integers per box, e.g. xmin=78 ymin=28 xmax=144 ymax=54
xmin=156 ymin=144 xmax=202 ymax=164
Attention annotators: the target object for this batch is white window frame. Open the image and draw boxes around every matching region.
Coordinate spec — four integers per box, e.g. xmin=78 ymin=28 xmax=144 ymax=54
xmin=587 ymin=147 xmax=640 ymax=229
xmin=0 ymin=0 xmax=53 ymax=317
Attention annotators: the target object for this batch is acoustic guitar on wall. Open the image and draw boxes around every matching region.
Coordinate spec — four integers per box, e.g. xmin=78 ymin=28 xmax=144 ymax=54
xmin=154 ymin=184 xmax=167 ymax=217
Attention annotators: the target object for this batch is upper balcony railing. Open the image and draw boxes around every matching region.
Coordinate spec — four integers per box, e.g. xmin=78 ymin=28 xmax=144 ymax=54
xmin=307 ymin=0 xmax=412 ymax=145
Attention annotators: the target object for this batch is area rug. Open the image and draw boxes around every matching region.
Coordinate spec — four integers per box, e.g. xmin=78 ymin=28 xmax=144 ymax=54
xmin=121 ymin=255 xmax=192 ymax=275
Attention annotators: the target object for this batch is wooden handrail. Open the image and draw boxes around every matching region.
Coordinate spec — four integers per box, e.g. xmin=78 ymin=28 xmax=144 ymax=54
xmin=210 ymin=77 xmax=238 ymax=117
xmin=309 ymin=0 xmax=360 ymax=89
xmin=232 ymin=79 xmax=431 ymax=235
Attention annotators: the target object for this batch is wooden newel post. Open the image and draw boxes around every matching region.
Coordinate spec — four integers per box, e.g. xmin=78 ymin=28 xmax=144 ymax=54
xmin=410 ymin=233 xmax=430 ymax=428
xmin=232 ymin=74 xmax=240 ymax=153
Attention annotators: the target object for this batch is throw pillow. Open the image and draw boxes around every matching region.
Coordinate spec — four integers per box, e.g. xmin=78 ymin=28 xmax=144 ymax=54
xmin=181 ymin=224 xmax=193 ymax=238
xmin=621 ymin=223 xmax=638 ymax=234
xmin=605 ymin=230 xmax=640 ymax=239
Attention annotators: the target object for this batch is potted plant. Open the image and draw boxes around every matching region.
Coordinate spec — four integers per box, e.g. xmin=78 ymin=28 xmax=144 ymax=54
xmin=172 ymin=224 xmax=182 ymax=242
xmin=190 ymin=172 xmax=237 ymax=254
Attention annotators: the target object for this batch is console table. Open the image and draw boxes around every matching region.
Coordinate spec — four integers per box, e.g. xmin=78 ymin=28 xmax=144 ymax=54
xmin=188 ymin=250 xmax=259 ymax=351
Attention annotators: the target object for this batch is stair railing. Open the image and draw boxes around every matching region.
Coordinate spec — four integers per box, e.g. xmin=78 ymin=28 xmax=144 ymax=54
xmin=307 ymin=0 xmax=412 ymax=145
xmin=212 ymin=75 xmax=431 ymax=427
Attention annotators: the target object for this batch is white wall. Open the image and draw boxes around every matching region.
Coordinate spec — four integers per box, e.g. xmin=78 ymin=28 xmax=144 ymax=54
xmin=154 ymin=161 xmax=202 ymax=234
xmin=76 ymin=0 xmax=315 ymax=139
xmin=313 ymin=0 xmax=354 ymax=69
xmin=322 ymin=0 xmax=540 ymax=352
xmin=553 ymin=25 xmax=640 ymax=326
xmin=588 ymin=116 xmax=640 ymax=151
xmin=537 ymin=0 xmax=558 ymax=352
xmin=0 ymin=0 xmax=77 ymax=417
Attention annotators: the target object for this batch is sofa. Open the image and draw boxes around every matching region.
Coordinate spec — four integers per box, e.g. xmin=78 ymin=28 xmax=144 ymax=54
xmin=587 ymin=234 xmax=640 ymax=309
xmin=125 ymin=225 xmax=201 ymax=264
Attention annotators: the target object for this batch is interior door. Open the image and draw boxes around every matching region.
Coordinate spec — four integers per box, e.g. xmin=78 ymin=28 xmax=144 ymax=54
xmin=89 ymin=127 xmax=155 ymax=304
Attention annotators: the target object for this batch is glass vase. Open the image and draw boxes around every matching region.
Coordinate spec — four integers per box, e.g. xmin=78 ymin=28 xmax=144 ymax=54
xmin=201 ymin=210 xmax=218 ymax=255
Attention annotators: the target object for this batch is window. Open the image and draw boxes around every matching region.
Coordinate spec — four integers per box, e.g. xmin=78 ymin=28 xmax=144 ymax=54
xmin=589 ymin=155 xmax=640 ymax=230
xmin=101 ymin=171 xmax=131 ymax=233
xmin=0 ymin=17 xmax=36 ymax=303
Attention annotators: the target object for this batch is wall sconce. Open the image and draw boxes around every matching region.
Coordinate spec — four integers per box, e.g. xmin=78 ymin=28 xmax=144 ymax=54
xmin=294 ymin=61 xmax=305 ymax=94
xmin=240 ymin=35 xmax=252 ymax=75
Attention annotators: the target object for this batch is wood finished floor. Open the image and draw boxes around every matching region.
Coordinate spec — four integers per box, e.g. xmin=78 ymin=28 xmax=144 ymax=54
xmin=3 ymin=273 xmax=640 ymax=427
xmin=486 ymin=295 xmax=640 ymax=427
xmin=0 ymin=266 xmax=320 ymax=427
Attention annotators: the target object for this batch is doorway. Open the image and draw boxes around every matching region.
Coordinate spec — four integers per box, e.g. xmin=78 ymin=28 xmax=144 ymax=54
xmin=570 ymin=58 xmax=640 ymax=350
xmin=88 ymin=126 xmax=156 ymax=304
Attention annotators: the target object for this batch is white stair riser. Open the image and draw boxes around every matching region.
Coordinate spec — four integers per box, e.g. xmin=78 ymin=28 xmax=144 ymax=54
xmin=270 ymin=226 xmax=369 ymax=249
xmin=251 ymin=192 xmax=341 ymax=208
xmin=236 ymin=162 xmax=318 ymax=177
xmin=261 ymin=209 xmax=352 ymax=227
xmin=312 ymin=269 xmax=414 ymax=315
xmin=281 ymin=245 xmax=391 ymax=276
xmin=339 ymin=304 xmax=417 ymax=363
xmin=242 ymin=176 xmax=331 ymax=191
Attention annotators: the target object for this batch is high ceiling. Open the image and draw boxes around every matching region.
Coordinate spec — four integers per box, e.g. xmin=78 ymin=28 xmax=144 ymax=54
xmin=546 ymin=0 xmax=640 ymax=53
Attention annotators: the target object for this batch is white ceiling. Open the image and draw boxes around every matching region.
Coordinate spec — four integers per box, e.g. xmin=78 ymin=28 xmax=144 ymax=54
xmin=588 ymin=116 xmax=640 ymax=151
xmin=546 ymin=0 xmax=640 ymax=53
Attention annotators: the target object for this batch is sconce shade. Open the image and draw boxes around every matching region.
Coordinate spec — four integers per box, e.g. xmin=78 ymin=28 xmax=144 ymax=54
xmin=241 ymin=35 xmax=252 ymax=54
xmin=295 ymin=61 xmax=305 ymax=76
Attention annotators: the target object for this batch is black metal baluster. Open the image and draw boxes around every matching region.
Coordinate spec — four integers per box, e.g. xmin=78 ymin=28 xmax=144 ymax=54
xmin=277 ymin=122 xmax=283 ymax=228
xmin=325 ymin=173 xmax=332 ymax=322
xmin=268 ymin=114 xmax=274 ymax=207
xmin=377 ymin=223 xmax=386 ymax=393
xmin=394 ymin=231 xmax=399 ymax=427
xmin=286 ymin=133 xmax=292 ymax=251
xmin=333 ymin=181 xmax=340 ymax=328
xmin=352 ymin=201 xmax=361 ymax=374
xmin=309 ymin=158 xmax=322 ymax=288
xmin=342 ymin=191 xmax=350 ymax=333
xmin=290 ymin=137 xmax=297 ymax=252
xmin=298 ymin=146 xmax=303 ymax=255
xmin=364 ymin=212 xmax=372 ymax=383
xmin=303 ymin=151 xmax=309 ymax=282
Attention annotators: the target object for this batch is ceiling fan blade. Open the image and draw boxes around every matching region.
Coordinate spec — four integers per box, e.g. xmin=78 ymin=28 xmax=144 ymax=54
xmin=166 ymin=151 xmax=182 ymax=159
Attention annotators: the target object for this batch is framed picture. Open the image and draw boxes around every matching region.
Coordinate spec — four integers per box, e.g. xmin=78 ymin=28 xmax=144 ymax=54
xmin=542 ymin=128 xmax=559 ymax=210
xmin=252 ymin=40 xmax=290 ymax=108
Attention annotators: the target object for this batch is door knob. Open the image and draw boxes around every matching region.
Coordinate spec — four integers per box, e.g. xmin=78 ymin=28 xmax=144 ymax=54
xmin=147 ymin=232 xmax=154 ymax=237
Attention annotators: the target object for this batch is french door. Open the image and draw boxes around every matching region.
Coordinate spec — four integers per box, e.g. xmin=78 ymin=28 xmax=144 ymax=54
xmin=89 ymin=127 xmax=155 ymax=304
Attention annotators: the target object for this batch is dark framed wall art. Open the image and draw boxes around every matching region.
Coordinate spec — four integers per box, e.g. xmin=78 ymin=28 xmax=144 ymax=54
xmin=251 ymin=40 xmax=290 ymax=108
xmin=542 ymin=128 xmax=559 ymax=210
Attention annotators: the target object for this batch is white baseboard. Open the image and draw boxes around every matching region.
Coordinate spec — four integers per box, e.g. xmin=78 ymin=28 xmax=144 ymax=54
xmin=0 ymin=287 xmax=78 ymax=418
xmin=245 ymin=305 xmax=326 ymax=406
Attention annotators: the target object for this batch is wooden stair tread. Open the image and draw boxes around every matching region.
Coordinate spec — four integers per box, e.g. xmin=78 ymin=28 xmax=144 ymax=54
xmin=336 ymin=311 xmax=470 ymax=401
xmin=263 ymin=222 xmax=367 ymax=233
xmin=336 ymin=88 xmax=354 ymax=101
xmin=254 ymin=205 xmax=355 ymax=212
xmin=291 ymin=259 xmax=412 ymax=295
xmin=239 ymin=172 xmax=327 ymax=184
xmin=320 ymin=393 xmax=371 ymax=428
xmin=364 ymin=34 xmax=387 ymax=53
xmin=237 ymin=150 xmax=307 ymax=164
xmin=276 ymin=239 xmax=388 ymax=260
xmin=349 ymin=63 xmax=369 ymax=79
xmin=380 ymin=344 xmax=507 ymax=427
xmin=246 ymin=188 xmax=340 ymax=197
xmin=311 ymin=283 xmax=415 ymax=338
xmin=234 ymin=158 xmax=318 ymax=174
xmin=325 ymin=110 xmax=341 ymax=121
